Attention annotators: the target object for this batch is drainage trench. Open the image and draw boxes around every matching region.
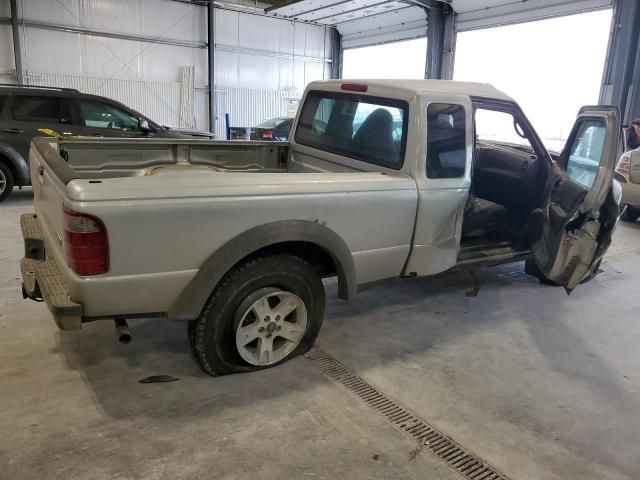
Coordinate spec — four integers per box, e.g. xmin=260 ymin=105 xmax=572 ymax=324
xmin=304 ymin=346 xmax=512 ymax=480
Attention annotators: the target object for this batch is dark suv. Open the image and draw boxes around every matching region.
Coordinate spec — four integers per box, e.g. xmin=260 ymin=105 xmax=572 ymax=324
xmin=0 ymin=84 xmax=212 ymax=202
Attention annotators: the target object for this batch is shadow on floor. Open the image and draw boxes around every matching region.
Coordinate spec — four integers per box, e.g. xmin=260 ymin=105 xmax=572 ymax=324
xmin=51 ymin=260 xmax=632 ymax=419
xmin=1 ymin=188 xmax=33 ymax=206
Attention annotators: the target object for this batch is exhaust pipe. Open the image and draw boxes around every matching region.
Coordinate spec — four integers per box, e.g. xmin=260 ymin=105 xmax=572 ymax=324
xmin=114 ymin=318 xmax=132 ymax=344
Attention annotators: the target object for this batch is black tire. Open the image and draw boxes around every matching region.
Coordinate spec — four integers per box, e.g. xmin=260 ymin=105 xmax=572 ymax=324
xmin=189 ymin=254 xmax=325 ymax=376
xmin=623 ymin=206 xmax=640 ymax=222
xmin=0 ymin=162 xmax=15 ymax=203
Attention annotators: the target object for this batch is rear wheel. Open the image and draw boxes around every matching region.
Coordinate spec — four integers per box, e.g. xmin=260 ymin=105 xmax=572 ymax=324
xmin=623 ymin=206 xmax=640 ymax=222
xmin=189 ymin=254 xmax=325 ymax=376
xmin=0 ymin=163 xmax=15 ymax=203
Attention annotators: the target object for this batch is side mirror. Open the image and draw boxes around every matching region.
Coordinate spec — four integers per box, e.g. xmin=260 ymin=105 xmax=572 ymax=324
xmin=138 ymin=118 xmax=152 ymax=132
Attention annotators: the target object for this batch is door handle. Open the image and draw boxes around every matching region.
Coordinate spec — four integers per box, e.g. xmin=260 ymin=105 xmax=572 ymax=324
xmin=2 ymin=128 xmax=24 ymax=134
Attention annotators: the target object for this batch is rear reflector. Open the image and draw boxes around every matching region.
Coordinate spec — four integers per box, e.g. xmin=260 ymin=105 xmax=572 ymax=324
xmin=63 ymin=208 xmax=109 ymax=276
xmin=341 ymin=83 xmax=368 ymax=92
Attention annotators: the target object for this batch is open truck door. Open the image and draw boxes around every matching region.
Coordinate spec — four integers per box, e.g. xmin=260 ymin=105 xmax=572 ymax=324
xmin=531 ymin=106 xmax=621 ymax=292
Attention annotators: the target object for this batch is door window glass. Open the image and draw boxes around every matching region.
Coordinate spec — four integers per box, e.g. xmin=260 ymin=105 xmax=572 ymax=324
xmin=474 ymin=109 xmax=533 ymax=148
xmin=296 ymin=91 xmax=407 ymax=169
xmin=79 ymin=100 xmax=139 ymax=130
xmin=11 ymin=95 xmax=71 ymax=124
xmin=426 ymin=103 xmax=467 ymax=178
xmin=309 ymin=98 xmax=335 ymax=135
xmin=0 ymin=94 xmax=9 ymax=112
xmin=565 ymin=119 xmax=606 ymax=189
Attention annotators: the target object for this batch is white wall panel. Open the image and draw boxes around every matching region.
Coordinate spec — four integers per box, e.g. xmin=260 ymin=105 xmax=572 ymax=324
xmin=0 ymin=24 xmax=15 ymax=72
xmin=20 ymin=0 xmax=205 ymax=42
xmin=215 ymin=9 xmax=239 ymax=45
xmin=20 ymin=27 xmax=207 ymax=85
xmin=214 ymin=9 xmax=332 ymax=94
xmin=237 ymin=54 xmax=280 ymax=90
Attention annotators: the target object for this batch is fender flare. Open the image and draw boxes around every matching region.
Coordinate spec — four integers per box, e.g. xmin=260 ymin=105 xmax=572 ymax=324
xmin=169 ymin=220 xmax=357 ymax=320
xmin=0 ymin=143 xmax=29 ymax=185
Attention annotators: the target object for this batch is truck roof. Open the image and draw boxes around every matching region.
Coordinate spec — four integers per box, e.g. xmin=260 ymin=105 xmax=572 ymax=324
xmin=307 ymin=79 xmax=514 ymax=102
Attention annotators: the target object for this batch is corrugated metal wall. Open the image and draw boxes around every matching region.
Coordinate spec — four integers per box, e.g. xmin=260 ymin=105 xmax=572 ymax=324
xmin=1 ymin=0 xmax=332 ymax=135
xmin=214 ymin=86 xmax=300 ymax=139
xmin=0 ymin=2 xmax=16 ymax=84
xmin=212 ymin=8 xmax=331 ymax=138
xmin=29 ymin=72 xmax=183 ymax=128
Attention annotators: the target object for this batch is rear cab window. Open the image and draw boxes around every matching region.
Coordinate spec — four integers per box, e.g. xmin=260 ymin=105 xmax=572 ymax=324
xmin=295 ymin=91 xmax=408 ymax=170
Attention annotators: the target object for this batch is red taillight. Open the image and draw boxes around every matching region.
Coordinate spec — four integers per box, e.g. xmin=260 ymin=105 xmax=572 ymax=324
xmin=63 ymin=208 xmax=109 ymax=276
xmin=616 ymin=155 xmax=630 ymax=178
xmin=341 ymin=83 xmax=368 ymax=92
xmin=261 ymin=129 xmax=273 ymax=139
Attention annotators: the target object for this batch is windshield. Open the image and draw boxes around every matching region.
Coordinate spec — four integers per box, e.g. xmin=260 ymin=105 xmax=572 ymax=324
xmin=257 ymin=118 xmax=290 ymax=128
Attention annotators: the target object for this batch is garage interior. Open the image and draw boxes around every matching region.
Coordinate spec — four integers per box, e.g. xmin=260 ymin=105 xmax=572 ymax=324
xmin=2 ymin=0 xmax=640 ymax=479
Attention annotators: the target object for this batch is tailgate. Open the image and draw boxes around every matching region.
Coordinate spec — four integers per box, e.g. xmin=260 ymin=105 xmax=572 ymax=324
xmin=28 ymin=137 xmax=79 ymax=263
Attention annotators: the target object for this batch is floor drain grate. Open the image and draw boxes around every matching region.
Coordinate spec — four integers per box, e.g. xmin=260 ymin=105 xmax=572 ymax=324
xmin=305 ymin=346 xmax=512 ymax=480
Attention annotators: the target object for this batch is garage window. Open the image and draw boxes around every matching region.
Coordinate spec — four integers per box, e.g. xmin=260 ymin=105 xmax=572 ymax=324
xmin=426 ymin=104 xmax=466 ymax=178
xmin=295 ymin=91 xmax=408 ymax=170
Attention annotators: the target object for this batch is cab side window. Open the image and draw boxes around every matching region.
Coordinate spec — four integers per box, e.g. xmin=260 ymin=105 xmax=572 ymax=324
xmin=79 ymin=100 xmax=139 ymax=130
xmin=426 ymin=103 xmax=466 ymax=178
xmin=0 ymin=94 xmax=9 ymax=113
xmin=10 ymin=95 xmax=72 ymax=124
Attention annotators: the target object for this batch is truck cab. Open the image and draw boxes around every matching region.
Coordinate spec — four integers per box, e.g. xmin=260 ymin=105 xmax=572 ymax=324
xmin=290 ymin=80 xmax=621 ymax=291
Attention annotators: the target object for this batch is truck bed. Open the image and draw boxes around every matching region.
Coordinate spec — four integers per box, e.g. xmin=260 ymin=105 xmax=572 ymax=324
xmin=28 ymin=136 xmax=418 ymax=319
xmin=54 ymin=137 xmax=290 ymax=178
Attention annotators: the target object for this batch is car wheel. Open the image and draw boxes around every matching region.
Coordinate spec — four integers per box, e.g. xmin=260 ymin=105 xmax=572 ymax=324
xmin=623 ymin=206 xmax=640 ymax=222
xmin=0 ymin=162 xmax=15 ymax=203
xmin=189 ymin=254 xmax=325 ymax=376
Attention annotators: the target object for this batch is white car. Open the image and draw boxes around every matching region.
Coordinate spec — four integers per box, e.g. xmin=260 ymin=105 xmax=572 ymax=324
xmin=615 ymin=148 xmax=640 ymax=221
xmin=20 ymin=80 xmax=621 ymax=375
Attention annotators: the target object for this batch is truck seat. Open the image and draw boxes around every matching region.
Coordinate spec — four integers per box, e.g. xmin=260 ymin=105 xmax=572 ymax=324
xmin=462 ymin=197 xmax=510 ymax=238
xmin=353 ymin=108 xmax=397 ymax=164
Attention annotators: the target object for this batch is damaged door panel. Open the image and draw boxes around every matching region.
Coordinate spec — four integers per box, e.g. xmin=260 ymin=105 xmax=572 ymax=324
xmin=532 ymin=106 xmax=621 ymax=292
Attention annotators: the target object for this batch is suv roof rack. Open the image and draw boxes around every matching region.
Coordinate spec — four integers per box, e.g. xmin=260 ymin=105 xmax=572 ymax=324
xmin=0 ymin=83 xmax=79 ymax=93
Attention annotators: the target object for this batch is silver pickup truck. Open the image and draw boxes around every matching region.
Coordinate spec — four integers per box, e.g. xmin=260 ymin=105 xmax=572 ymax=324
xmin=20 ymin=80 xmax=621 ymax=376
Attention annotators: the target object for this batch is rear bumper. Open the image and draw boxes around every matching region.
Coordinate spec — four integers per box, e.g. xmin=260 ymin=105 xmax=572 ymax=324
xmin=20 ymin=213 xmax=82 ymax=331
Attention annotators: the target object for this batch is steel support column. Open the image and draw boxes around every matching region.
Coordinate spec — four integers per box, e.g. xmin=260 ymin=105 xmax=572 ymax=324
xmin=207 ymin=2 xmax=216 ymax=135
xmin=599 ymin=0 xmax=640 ymax=124
xmin=330 ymin=27 xmax=342 ymax=79
xmin=10 ymin=0 xmax=24 ymax=85
xmin=421 ymin=1 xmax=455 ymax=80
xmin=440 ymin=6 xmax=456 ymax=80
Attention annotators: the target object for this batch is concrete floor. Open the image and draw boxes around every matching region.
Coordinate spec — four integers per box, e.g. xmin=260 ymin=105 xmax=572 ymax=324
xmin=1 ymin=189 xmax=639 ymax=480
